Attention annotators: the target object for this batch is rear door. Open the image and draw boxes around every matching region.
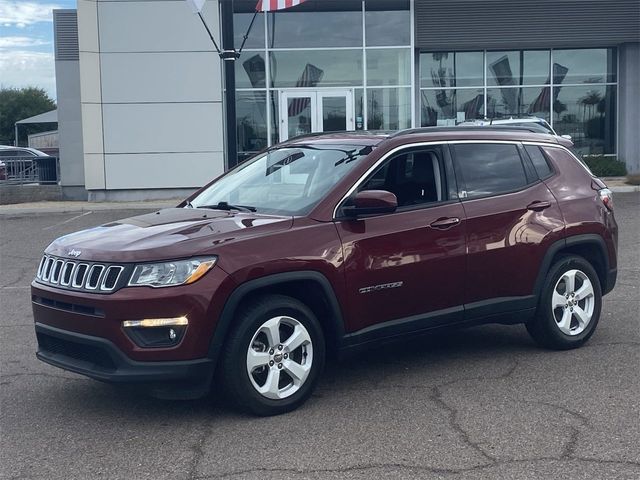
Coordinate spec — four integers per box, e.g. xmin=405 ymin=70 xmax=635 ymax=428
xmin=450 ymin=141 xmax=564 ymax=317
xmin=335 ymin=144 xmax=467 ymax=334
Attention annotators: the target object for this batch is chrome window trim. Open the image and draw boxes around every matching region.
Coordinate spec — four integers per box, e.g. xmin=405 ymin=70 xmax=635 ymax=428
xmin=331 ymin=139 xmax=576 ymax=219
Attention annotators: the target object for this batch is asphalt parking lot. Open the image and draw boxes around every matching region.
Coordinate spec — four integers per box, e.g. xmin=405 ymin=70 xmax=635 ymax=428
xmin=1 ymin=193 xmax=638 ymax=480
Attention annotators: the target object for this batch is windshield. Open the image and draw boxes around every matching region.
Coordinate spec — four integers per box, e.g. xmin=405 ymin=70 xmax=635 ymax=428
xmin=190 ymin=144 xmax=372 ymax=215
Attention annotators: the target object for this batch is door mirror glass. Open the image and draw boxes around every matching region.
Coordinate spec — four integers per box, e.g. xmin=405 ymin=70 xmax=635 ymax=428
xmin=344 ymin=190 xmax=398 ymax=217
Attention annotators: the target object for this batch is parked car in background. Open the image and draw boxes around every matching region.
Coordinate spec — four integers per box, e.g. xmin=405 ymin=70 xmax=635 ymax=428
xmin=0 ymin=160 xmax=6 ymax=180
xmin=459 ymin=117 xmax=571 ymax=140
xmin=32 ymin=127 xmax=616 ymax=415
xmin=0 ymin=145 xmax=58 ymax=184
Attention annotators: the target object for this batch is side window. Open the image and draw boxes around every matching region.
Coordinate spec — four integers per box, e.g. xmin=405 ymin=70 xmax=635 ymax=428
xmin=360 ymin=148 xmax=445 ymax=208
xmin=524 ymin=145 xmax=554 ymax=178
xmin=452 ymin=143 xmax=528 ymax=198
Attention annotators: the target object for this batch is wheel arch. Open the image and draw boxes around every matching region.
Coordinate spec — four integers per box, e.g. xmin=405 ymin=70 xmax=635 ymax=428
xmin=207 ymin=271 xmax=346 ymax=368
xmin=534 ymin=234 xmax=611 ymax=299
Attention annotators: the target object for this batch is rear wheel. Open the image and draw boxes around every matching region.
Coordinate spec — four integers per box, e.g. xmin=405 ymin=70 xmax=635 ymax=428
xmin=527 ymin=255 xmax=602 ymax=350
xmin=220 ymin=294 xmax=325 ymax=416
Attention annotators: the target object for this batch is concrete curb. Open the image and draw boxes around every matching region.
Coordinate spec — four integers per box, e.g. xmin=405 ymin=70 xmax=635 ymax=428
xmin=609 ymin=185 xmax=640 ymax=193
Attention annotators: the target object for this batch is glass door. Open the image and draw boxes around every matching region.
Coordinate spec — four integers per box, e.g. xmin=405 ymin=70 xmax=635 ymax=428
xmin=279 ymin=90 xmax=354 ymax=142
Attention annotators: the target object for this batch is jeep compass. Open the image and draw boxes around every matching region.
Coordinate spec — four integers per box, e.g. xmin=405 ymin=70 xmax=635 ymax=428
xmin=32 ymin=128 xmax=618 ymax=415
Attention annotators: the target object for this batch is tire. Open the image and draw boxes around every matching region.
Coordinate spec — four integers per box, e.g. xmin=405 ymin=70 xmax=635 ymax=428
xmin=220 ymin=294 xmax=325 ymax=416
xmin=526 ymin=254 xmax=602 ymax=350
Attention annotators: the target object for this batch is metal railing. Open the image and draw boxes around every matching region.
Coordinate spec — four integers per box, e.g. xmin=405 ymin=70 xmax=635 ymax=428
xmin=0 ymin=156 xmax=59 ymax=185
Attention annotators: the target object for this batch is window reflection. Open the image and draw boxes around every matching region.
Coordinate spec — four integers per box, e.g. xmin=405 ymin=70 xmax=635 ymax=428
xmin=237 ymin=91 xmax=268 ymax=156
xmin=554 ymin=85 xmax=616 ymax=155
xmin=486 ymin=87 xmax=551 ymax=121
xmin=367 ymin=49 xmax=411 ymax=86
xmin=365 ymin=0 xmax=410 ymax=46
xmin=486 ymin=50 xmax=550 ymax=86
xmin=267 ymin=9 xmax=362 ymax=48
xmin=421 ymin=89 xmax=484 ymax=126
xmin=553 ymin=49 xmax=617 ymax=84
xmin=368 ymin=88 xmax=411 ymax=130
xmin=237 ymin=53 xmax=266 ymax=88
xmin=420 ymin=52 xmax=484 ymax=88
xmin=233 ymin=12 xmax=265 ymax=50
xmin=269 ymin=50 xmax=363 ymax=88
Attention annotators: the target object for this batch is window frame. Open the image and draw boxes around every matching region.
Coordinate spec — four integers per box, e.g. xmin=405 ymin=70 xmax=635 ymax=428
xmin=522 ymin=144 xmax=556 ymax=181
xmin=334 ymin=142 xmax=459 ymax=219
xmin=449 ymin=140 xmax=540 ymax=201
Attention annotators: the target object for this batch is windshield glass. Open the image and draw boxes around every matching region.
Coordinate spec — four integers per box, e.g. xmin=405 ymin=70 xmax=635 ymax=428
xmin=190 ymin=144 xmax=372 ymax=215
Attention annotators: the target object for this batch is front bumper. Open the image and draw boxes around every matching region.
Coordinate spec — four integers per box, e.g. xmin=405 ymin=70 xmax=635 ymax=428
xmin=35 ymin=322 xmax=213 ymax=385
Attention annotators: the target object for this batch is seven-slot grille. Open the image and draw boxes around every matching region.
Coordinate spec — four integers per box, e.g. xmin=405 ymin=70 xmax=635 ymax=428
xmin=36 ymin=255 xmax=125 ymax=293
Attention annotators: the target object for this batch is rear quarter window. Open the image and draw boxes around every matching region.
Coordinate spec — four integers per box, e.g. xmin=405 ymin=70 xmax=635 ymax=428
xmin=524 ymin=145 xmax=554 ymax=178
xmin=452 ymin=143 xmax=528 ymax=198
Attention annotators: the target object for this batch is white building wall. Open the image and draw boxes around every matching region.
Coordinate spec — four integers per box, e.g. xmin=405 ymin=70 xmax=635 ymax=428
xmin=77 ymin=0 xmax=224 ymax=198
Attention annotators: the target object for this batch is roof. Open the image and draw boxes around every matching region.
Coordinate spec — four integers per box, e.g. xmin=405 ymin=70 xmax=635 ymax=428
xmin=15 ymin=109 xmax=58 ymax=125
xmin=281 ymin=126 xmax=569 ymax=148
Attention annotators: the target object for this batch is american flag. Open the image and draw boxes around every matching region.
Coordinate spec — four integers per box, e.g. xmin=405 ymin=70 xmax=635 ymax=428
xmin=256 ymin=0 xmax=307 ymax=12
xmin=288 ymin=63 xmax=324 ymax=117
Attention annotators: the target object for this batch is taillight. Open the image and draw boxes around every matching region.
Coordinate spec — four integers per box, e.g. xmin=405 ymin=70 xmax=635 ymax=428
xmin=599 ymin=188 xmax=614 ymax=212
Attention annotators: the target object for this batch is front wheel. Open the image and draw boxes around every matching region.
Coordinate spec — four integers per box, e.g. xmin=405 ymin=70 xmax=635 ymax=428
xmin=220 ymin=294 xmax=325 ymax=416
xmin=526 ymin=255 xmax=602 ymax=350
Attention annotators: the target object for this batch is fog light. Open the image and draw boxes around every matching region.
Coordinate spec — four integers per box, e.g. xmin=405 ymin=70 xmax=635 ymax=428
xmin=122 ymin=316 xmax=188 ymax=328
xmin=122 ymin=317 xmax=188 ymax=348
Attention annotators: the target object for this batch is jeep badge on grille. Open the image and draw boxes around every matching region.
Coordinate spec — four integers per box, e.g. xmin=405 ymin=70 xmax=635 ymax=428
xmin=67 ymin=249 xmax=82 ymax=258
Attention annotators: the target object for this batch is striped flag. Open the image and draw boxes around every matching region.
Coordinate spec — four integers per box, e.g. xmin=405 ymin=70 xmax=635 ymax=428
xmin=288 ymin=63 xmax=324 ymax=117
xmin=256 ymin=0 xmax=307 ymax=12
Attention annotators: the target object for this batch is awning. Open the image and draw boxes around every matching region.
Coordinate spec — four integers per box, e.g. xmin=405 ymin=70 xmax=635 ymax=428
xmin=16 ymin=109 xmax=58 ymax=125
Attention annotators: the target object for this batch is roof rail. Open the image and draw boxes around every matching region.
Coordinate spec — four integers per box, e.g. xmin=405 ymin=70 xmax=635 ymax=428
xmin=389 ymin=125 xmax=553 ymax=138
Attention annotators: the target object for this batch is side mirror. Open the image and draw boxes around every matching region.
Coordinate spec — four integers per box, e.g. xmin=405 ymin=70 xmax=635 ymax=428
xmin=560 ymin=134 xmax=572 ymax=141
xmin=343 ymin=190 xmax=398 ymax=217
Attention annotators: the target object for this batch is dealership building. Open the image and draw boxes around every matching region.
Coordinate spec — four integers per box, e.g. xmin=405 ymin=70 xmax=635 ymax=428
xmin=54 ymin=0 xmax=639 ymax=200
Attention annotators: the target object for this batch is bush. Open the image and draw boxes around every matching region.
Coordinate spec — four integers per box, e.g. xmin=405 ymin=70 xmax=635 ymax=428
xmin=583 ymin=155 xmax=627 ymax=177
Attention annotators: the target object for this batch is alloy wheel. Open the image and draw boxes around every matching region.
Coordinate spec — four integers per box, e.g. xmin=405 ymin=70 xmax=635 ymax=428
xmin=551 ymin=269 xmax=595 ymax=336
xmin=246 ymin=316 xmax=313 ymax=399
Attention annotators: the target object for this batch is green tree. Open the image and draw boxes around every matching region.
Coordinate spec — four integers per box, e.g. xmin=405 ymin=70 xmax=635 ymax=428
xmin=0 ymin=87 xmax=56 ymax=146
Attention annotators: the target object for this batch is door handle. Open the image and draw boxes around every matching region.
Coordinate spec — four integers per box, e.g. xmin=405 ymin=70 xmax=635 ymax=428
xmin=429 ymin=217 xmax=461 ymax=230
xmin=526 ymin=201 xmax=551 ymax=212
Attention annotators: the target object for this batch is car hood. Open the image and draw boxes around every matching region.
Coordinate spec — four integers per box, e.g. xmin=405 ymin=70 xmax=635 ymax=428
xmin=44 ymin=208 xmax=293 ymax=263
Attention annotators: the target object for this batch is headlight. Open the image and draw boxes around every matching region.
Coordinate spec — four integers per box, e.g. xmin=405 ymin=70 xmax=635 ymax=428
xmin=128 ymin=257 xmax=217 ymax=288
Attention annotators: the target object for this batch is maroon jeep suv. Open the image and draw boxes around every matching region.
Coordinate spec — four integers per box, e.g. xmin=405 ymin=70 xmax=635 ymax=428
xmin=32 ymin=128 xmax=618 ymax=415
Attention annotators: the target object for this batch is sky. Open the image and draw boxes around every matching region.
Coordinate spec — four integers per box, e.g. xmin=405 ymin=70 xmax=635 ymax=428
xmin=0 ymin=0 xmax=77 ymax=100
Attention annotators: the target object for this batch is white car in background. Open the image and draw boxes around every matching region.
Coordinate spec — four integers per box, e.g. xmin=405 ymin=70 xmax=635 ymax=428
xmin=459 ymin=117 xmax=571 ymax=140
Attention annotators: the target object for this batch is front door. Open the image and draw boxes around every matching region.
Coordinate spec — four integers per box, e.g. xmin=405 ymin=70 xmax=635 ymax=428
xmin=279 ymin=90 xmax=354 ymax=142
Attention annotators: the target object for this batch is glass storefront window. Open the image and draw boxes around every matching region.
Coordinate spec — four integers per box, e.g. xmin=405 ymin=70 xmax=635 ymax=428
xmin=553 ymin=85 xmax=616 ymax=155
xmin=420 ymin=89 xmax=484 ymax=126
xmin=236 ymin=52 xmax=266 ymax=89
xmin=552 ymin=49 xmax=617 ymax=84
xmin=269 ymin=50 xmax=363 ymax=88
xmin=486 ymin=50 xmax=550 ymax=86
xmin=365 ymin=0 xmax=410 ymax=46
xmin=486 ymin=87 xmax=551 ymax=121
xmin=420 ymin=52 xmax=484 ymax=88
xmin=237 ymin=91 xmax=268 ymax=156
xmin=367 ymin=49 xmax=411 ymax=86
xmin=367 ymin=88 xmax=411 ymax=130
xmin=267 ymin=9 xmax=362 ymax=48
xmin=233 ymin=12 xmax=265 ymax=50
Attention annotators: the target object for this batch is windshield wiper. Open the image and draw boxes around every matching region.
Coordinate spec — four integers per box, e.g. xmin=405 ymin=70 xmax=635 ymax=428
xmin=196 ymin=201 xmax=256 ymax=212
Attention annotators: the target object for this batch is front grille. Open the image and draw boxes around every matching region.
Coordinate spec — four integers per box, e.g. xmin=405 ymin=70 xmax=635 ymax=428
xmin=36 ymin=255 xmax=128 ymax=294
xmin=37 ymin=332 xmax=117 ymax=372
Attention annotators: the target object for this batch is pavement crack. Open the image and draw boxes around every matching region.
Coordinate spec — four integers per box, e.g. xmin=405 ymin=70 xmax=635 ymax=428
xmin=187 ymin=417 xmax=215 ymax=480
